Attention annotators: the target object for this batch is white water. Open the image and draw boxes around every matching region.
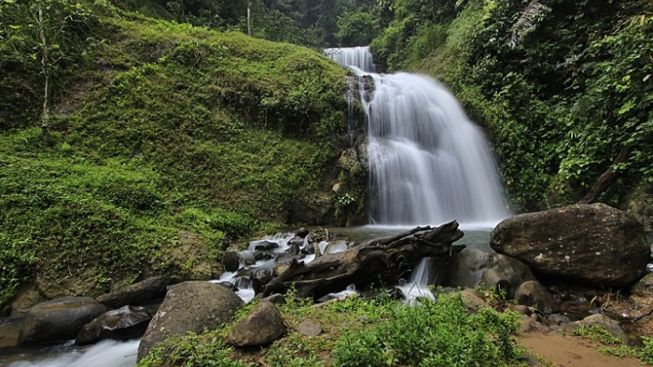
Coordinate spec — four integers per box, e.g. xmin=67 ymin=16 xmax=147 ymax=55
xmin=326 ymin=47 xmax=510 ymax=227
xmin=7 ymin=340 xmax=139 ymax=367
xmin=397 ymin=258 xmax=436 ymax=302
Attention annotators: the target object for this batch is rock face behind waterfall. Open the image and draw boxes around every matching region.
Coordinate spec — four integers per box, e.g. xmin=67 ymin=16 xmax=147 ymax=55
xmin=491 ymin=203 xmax=649 ymax=287
xmin=138 ymin=282 xmax=243 ymax=360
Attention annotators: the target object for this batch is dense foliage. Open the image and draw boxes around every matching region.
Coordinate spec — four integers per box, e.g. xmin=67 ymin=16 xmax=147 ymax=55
xmin=371 ymin=0 xmax=653 ymax=211
xmin=0 ymin=0 xmax=348 ymax=307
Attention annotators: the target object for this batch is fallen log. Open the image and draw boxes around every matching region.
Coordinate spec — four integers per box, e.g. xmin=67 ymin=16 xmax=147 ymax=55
xmin=263 ymin=221 xmax=465 ymax=299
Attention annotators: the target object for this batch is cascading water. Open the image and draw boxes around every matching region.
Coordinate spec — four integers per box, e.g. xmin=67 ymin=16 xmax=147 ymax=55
xmin=326 ymin=47 xmax=510 ymax=227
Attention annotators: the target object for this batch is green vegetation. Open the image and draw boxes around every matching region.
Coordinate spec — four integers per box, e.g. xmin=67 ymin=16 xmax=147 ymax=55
xmin=371 ymin=0 xmax=653 ymax=211
xmin=572 ymin=325 xmax=653 ymax=366
xmin=139 ymin=292 xmax=523 ymax=367
xmin=0 ymin=1 xmax=349 ymax=307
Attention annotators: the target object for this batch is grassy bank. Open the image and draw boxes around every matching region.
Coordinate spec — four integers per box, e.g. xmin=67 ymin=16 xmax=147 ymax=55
xmin=0 ymin=2 xmax=349 ymax=307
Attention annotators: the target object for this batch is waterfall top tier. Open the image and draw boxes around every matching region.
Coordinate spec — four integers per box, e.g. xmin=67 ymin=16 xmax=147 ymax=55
xmin=325 ymin=46 xmax=375 ymax=73
xmin=325 ymin=47 xmax=510 ymax=227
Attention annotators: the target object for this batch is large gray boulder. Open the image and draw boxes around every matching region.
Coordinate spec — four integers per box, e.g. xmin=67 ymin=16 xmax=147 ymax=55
xmin=76 ymin=305 xmax=152 ymax=345
xmin=18 ymin=297 xmax=107 ymax=345
xmin=226 ymin=301 xmax=285 ymax=347
xmin=137 ymin=281 xmax=242 ymax=360
xmin=96 ymin=276 xmax=172 ymax=309
xmin=491 ymin=204 xmax=649 ymax=287
xmin=447 ymin=247 xmax=535 ymax=297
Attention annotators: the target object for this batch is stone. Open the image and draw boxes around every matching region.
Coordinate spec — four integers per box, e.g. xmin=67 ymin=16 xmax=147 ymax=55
xmin=631 ymin=273 xmax=653 ymax=298
xmin=546 ymin=314 xmax=571 ymax=328
xmin=76 ymin=306 xmax=152 ymax=345
xmin=564 ymin=313 xmax=626 ymax=342
xmin=252 ymin=269 xmax=273 ymax=293
xmin=254 ymin=241 xmax=279 ymax=251
xmin=296 ymin=319 xmax=322 ymax=337
xmin=263 ymin=294 xmax=286 ymax=304
xmin=296 ymin=228 xmax=309 ymax=238
xmin=96 ymin=277 xmax=172 ymax=309
xmin=223 ymin=252 xmax=240 ymax=272
xmin=447 ymin=247 xmax=535 ymax=297
xmin=458 ymin=289 xmax=489 ymax=312
xmin=138 ymin=282 xmax=243 ymax=360
xmin=519 ymin=314 xmax=549 ymax=334
xmin=491 ymin=203 xmax=649 ymax=287
xmin=18 ymin=297 xmax=108 ymax=346
xmin=226 ymin=302 xmax=285 ymax=347
xmin=514 ymin=280 xmax=558 ymax=313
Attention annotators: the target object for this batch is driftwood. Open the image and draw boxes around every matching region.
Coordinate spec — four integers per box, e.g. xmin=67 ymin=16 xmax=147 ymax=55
xmin=263 ymin=221 xmax=465 ymax=299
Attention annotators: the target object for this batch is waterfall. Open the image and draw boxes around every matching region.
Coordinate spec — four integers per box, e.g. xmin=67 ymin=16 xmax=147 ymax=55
xmin=397 ymin=258 xmax=435 ymax=302
xmin=326 ymin=47 xmax=510 ymax=227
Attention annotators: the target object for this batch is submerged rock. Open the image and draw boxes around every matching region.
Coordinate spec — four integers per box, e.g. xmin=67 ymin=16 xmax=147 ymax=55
xmin=96 ymin=276 xmax=172 ymax=309
xmin=76 ymin=305 xmax=152 ymax=345
xmin=18 ymin=297 xmax=107 ymax=346
xmin=491 ymin=204 xmax=649 ymax=287
xmin=226 ymin=301 xmax=285 ymax=347
xmin=447 ymin=247 xmax=534 ymax=297
xmin=254 ymin=241 xmax=279 ymax=251
xmin=138 ymin=282 xmax=242 ymax=360
xmin=514 ymin=280 xmax=558 ymax=313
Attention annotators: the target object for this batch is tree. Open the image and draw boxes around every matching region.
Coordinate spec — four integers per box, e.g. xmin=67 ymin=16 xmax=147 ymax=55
xmin=246 ymin=0 xmax=251 ymax=36
xmin=1 ymin=0 xmax=92 ymax=136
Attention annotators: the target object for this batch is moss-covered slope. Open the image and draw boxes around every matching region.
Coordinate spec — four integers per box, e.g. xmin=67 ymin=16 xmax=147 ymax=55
xmin=0 ymin=5 xmax=349 ymax=307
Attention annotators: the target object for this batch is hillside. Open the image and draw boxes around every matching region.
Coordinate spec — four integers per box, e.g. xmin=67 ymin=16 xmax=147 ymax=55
xmin=0 ymin=3 xmax=356 ymax=307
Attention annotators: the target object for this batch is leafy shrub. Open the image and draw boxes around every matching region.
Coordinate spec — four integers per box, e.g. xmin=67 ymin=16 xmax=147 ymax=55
xmin=332 ymin=294 xmax=521 ymax=367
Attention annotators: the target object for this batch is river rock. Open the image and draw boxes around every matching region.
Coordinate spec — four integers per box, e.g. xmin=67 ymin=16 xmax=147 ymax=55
xmin=76 ymin=305 xmax=152 ymax=345
xmin=222 ymin=252 xmax=240 ymax=272
xmin=254 ymin=241 xmax=279 ymax=251
xmin=226 ymin=301 xmax=285 ymax=347
xmin=252 ymin=269 xmax=274 ymax=293
xmin=138 ymin=282 xmax=243 ymax=360
xmin=96 ymin=277 xmax=172 ymax=309
xmin=447 ymin=247 xmax=535 ymax=297
xmin=491 ymin=203 xmax=649 ymax=287
xmin=296 ymin=228 xmax=309 ymax=238
xmin=18 ymin=297 xmax=108 ymax=345
xmin=514 ymin=280 xmax=558 ymax=313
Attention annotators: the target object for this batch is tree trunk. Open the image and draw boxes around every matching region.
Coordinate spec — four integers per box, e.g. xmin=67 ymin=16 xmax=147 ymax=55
xmin=247 ymin=0 xmax=252 ymax=36
xmin=262 ymin=221 xmax=465 ymax=299
xmin=37 ymin=5 xmax=50 ymax=135
xmin=579 ymin=147 xmax=631 ymax=204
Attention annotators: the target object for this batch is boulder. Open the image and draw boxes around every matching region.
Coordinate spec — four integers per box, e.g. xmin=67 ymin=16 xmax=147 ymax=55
xmin=76 ymin=305 xmax=152 ymax=345
xmin=96 ymin=277 xmax=172 ymax=309
xmin=222 ymin=252 xmax=241 ymax=272
xmin=226 ymin=301 xmax=285 ymax=347
xmin=18 ymin=297 xmax=108 ymax=345
xmin=138 ymin=282 xmax=243 ymax=360
xmin=514 ymin=280 xmax=558 ymax=313
xmin=491 ymin=204 xmax=649 ymax=287
xmin=447 ymin=247 xmax=535 ymax=297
